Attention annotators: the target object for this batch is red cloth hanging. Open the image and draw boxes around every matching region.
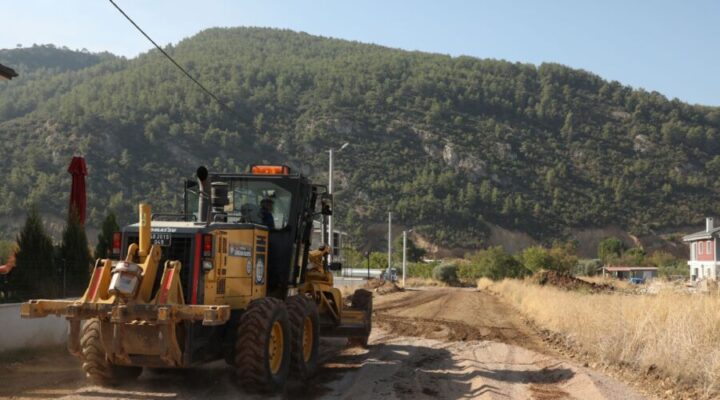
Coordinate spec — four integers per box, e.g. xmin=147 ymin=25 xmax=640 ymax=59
xmin=67 ymin=156 xmax=88 ymax=225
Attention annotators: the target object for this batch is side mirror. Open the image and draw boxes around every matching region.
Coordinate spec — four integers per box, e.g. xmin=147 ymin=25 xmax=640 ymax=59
xmin=328 ymin=262 xmax=342 ymax=271
xmin=320 ymin=194 xmax=333 ymax=216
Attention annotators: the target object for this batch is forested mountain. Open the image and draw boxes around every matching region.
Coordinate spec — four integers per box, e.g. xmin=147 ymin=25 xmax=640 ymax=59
xmin=1 ymin=28 xmax=719 ymax=250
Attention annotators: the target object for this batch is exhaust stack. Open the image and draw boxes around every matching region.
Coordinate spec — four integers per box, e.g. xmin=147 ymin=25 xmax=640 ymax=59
xmin=138 ymin=203 xmax=151 ymax=258
xmin=197 ymin=166 xmax=209 ymax=223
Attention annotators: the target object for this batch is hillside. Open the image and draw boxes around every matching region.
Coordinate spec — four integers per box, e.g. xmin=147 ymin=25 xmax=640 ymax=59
xmin=1 ymin=28 xmax=719 ymax=251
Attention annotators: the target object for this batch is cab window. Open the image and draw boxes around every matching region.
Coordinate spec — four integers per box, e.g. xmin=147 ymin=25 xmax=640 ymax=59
xmin=225 ymin=180 xmax=292 ymax=229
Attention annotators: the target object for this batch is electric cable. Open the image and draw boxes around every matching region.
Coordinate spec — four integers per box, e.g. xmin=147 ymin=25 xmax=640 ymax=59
xmin=107 ymin=0 xmax=233 ymax=113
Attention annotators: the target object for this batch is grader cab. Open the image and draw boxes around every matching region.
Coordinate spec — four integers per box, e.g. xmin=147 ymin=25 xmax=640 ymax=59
xmin=21 ymin=165 xmax=372 ymax=390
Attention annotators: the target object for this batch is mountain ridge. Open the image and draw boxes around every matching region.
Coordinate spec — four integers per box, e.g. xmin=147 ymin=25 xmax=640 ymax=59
xmin=1 ymin=27 xmax=718 ymax=251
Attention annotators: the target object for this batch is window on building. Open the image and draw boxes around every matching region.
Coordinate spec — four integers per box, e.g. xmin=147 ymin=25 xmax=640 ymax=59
xmin=700 ymin=242 xmax=704 ymax=255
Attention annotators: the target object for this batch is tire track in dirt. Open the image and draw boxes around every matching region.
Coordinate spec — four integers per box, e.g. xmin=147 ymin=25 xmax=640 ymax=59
xmin=0 ymin=288 xmax=649 ymax=399
xmin=367 ymin=287 xmax=647 ymax=400
xmin=374 ymin=288 xmax=543 ymax=350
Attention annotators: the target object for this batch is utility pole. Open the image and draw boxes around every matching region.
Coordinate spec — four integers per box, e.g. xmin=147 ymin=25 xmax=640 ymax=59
xmin=402 ymin=230 xmax=407 ymax=288
xmin=328 ymin=148 xmax=334 ymax=262
xmin=402 ymin=229 xmax=413 ymax=287
xmin=327 ymin=142 xmax=349 ymax=264
xmin=387 ymin=212 xmax=392 ymax=278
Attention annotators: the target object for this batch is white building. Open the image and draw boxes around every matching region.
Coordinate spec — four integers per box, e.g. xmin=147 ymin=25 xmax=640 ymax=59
xmin=311 ymin=220 xmax=348 ymax=264
xmin=683 ymin=217 xmax=720 ymax=281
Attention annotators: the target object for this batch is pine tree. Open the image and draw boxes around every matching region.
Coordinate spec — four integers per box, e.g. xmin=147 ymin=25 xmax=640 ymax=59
xmin=14 ymin=208 xmax=58 ymax=299
xmin=95 ymin=212 xmax=119 ymax=259
xmin=561 ymin=112 xmax=574 ymax=140
xmin=60 ymin=211 xmax=92 ymax=296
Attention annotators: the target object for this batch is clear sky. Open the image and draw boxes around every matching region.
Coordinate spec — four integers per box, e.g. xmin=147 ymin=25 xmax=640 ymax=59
xmin=2 ymin=0 xmax=718 ymax=106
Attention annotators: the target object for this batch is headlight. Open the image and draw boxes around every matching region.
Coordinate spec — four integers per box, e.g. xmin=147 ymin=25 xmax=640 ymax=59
xmin=109 ymin=261 xmax=141 ymax=299
xmin=202 ymin=260 xmax=214 ymax=271
xmin=255 ymin=258 xmax=265 ymax=283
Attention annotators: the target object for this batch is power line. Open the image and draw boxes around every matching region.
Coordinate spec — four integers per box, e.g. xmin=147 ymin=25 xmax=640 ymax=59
xmin=107 ymin=0 xmax=232 ymax=113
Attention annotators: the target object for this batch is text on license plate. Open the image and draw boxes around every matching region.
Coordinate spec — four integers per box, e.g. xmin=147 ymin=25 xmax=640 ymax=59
xmin=151 ymin=233 xmax=172 ymax=247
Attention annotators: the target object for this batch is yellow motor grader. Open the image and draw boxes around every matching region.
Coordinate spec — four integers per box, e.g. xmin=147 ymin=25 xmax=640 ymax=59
xmin=21 ymin=165 xmax=372 ymax=390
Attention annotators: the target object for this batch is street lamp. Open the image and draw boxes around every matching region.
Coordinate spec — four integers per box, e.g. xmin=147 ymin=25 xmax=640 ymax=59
xmin=402 ymin=229 xmax=413 ymax=288
xmin=364 ymin=251 xmax=371 ymax=280
xmin=328 ymin=142 xmax=349 ymax=263
xmin=387 ymin=212 xmax=392 ymax=279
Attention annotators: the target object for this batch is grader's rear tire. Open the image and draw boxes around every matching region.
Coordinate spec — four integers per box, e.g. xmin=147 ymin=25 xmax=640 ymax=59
xmin=235 ymin=298 xmax=291 ymax=391
xmin=80 ymin=319 xmax=142 ymax=386
xmin=286 ymin=295 xmax=320 ymax=379
xmin=348 ymin=289 xmax=373 ymax=348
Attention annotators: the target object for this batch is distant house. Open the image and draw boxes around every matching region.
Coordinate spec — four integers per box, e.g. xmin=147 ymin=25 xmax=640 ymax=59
xmin=602 ymin=265 xmax=657 ymax=280
xmin=0 ymin=63 xmax=18 ymax=80
xmin=682 ymin=217 xmax=719 ymax=281
xmin=310 ymin=220 xmax=348 ymax=264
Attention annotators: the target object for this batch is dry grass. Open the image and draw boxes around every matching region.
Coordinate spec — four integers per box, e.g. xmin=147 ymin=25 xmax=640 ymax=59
xmin=476 ymin=277 xmax=494 ymax=290
xmin=490 ymin=279 xmax=720 ymax=398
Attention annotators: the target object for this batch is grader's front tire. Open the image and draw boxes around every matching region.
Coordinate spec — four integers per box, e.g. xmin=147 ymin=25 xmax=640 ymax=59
xmin=235 ymin=298 xmax=291 ymax=391
xmin=286 ymin=295 xmax=320 ymax=379
xmin=80 ymin=319 xmax=142 ymax=386
xmin=348 ymin=289 xmax=373 ymax=348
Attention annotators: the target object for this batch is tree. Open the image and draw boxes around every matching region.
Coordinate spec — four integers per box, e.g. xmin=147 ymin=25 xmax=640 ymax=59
xmin=520 ymin=243 xmax=577 ymax=273
xmin=468 ymin=246 xmax=528 ymax=280
xmin=95 ymin=212 xmax=119 ymax=259
xmin=621 ymin=247 xmax=646 ymax=266
xmin=646 ymin=251 xmax=687 ymax=278
xmin=547 ymin=242 xmax=579 ymax=273
xmin=519 ymin=246 xmax=553 ymax=273
xmin=60 ymin=211 xmax=92 ymax=296
xmin=369 ymin=251 xmax=388 ymax=270
xmin=432 ymin=263 xmax=459 ymax=284
xmin=598 ymin=237 xmax=625 ymax=263
xmin=646 ymin=250 xmax=676 ymax=268
xmin=560 ymin=112 xmax=574 ymax=140
xmin=13 ymin=208 xmax=58 ymax=298
xmin=392 ymin=235 xmax=425 ymax=263
xmin=0 ymin=240 xmax=16 ymax=264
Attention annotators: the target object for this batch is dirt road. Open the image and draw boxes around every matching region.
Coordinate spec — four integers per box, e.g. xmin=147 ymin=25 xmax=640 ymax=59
xmin=0 ymin=288 xmax=648 ymax=399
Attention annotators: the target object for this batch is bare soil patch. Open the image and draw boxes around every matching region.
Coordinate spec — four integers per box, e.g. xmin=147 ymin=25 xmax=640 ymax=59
xmin=0 ymin=288 xmax=648 ymax=399
xmin=533 ymin=270 xmax=614 ymax=293
xmin=363 ymin=278 xmax=404 ymax=294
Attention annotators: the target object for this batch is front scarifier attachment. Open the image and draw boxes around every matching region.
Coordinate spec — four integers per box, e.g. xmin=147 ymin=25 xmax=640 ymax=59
xmin=20 ymin=203 xmax=231 ymax=385
xmin=347 ymin=289 xmax=373 ymax=348
xmin=298 ymin=245 xmax=373 ymax=351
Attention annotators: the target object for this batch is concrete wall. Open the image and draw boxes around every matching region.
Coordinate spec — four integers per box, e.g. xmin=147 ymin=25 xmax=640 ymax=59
xmin=0 ymin=303 xmax=67 ymax=352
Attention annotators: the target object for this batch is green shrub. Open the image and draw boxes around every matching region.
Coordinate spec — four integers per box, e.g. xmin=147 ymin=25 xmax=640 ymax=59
xmin=458 ymin=263 xmax=485 ymax=281
xmin=519 ymin=242 xmax=578 ymax=274
xmin=466 ymin=246 xmax=529 ymax=280
xmin=407 ymin=262 xmax=435 ymax=279
xmin=598 ymin=237 xmax=625 ymax=263
xmin=432 ymin=263 xmax=459 ymax=284
xmin=519 ymin=246 xmax=553 ymax=273
xmin=575 ymin=259 xmax=602 ymax=276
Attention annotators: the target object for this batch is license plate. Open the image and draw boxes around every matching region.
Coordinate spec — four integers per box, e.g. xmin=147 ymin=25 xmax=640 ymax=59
xmin=151 ymin=233 xmax=172 ymax=247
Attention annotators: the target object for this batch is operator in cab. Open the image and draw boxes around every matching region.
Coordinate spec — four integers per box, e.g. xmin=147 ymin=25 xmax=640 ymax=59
xmin=260 ymin=198 xmax=275 ymax=229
